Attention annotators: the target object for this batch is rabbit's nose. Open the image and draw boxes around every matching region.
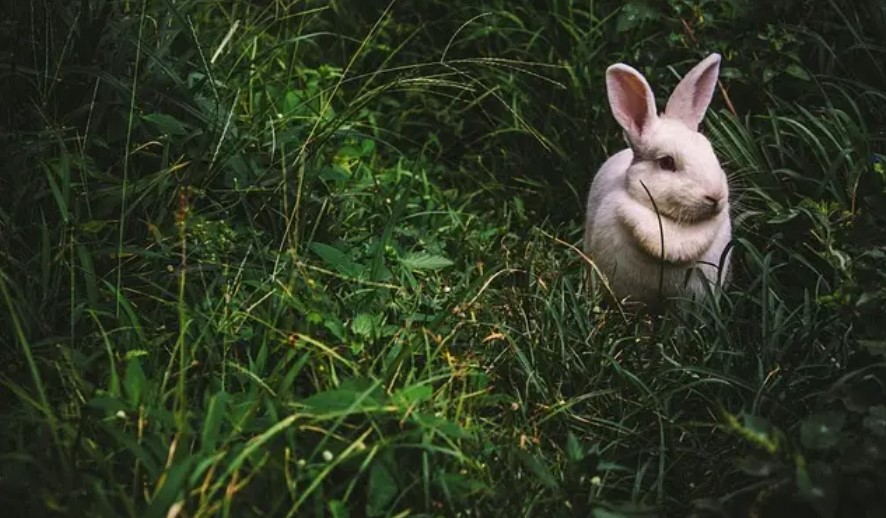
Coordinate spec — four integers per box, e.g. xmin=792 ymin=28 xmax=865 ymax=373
xmin=704 ymin=194 xmax=721 ymax=208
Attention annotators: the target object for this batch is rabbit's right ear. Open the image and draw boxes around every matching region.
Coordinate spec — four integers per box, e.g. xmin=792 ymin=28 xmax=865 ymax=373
xmin=606 ymin=64 xmax=657 ymax=143
xmin=664 ymin=53 xmax=721 ymax=131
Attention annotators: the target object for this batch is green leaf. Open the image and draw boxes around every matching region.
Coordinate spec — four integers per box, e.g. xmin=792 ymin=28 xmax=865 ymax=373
xmin=398 ymin=252 xmax=453 ymax=271
xmin=201 ymin=390 xmax=229 ymax=453
xmin=392 ymin=384 xmax=432 ymax=408
xmin=615 ymin=1 xmax=659 ymax=33
xmin=566 ymin=432 xmax=584 ymax=462
xmin=87 ymin=396 xmax=128 ymax=416
xmin=310 ymin=242 xmax=365 ymax=277
xmin=77 ymin=245 xmax=99 ymax=309
xmin=144 ymin=456 xmax=197 ymax=518
xmin=785 ymin=63 xmax=811 ymax=81
xmin=124 ymin=359 xmax=148 ymax=407
xmin=515 ymin=450 xmax=559 ymax=489
xmin=142 ymin=113 xmax=189 ymax=136
xmin=800 ymin=411 xmax=845 ymax=450
xmin=366 ymin=460 xmax=398 ymax=517
xmin=412 ymin=412 xmax=473 ymax=439
xmin=300 ymin=380 xmax=383 ymax=415
xmin=319 ymin=165 xmax=350 ymax=181
xmin=328 ymin=500 xmax=349 ymax=518
xmin=434 ymin=471 xmax=488 ymax=502
xmin=352 ymin=313 xmax=375 ymax=338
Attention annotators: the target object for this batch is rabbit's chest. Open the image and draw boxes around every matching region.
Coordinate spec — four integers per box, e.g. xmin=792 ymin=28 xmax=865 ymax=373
xmin=587 ymin=222 xmax=704 ymax=302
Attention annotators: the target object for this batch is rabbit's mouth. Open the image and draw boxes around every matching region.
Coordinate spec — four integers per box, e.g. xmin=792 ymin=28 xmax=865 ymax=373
xmin=657 ymin=199 xmax=723 ymax=224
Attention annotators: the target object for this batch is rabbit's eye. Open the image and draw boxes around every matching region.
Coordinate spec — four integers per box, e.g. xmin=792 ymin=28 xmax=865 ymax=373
xmin=657 ymin=155 xmax=677 ymax=171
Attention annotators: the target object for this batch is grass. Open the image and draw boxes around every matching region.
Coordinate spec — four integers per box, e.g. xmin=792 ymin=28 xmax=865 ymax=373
xmin=2 ymin=0 xmax=886 ymax=516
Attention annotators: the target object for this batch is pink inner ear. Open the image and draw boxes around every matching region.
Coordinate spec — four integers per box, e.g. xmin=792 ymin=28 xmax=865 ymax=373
xmin=608 ymin=68 xmax=654 ymax=140
xmin=665 ymin=54 xmax=721 ymax=131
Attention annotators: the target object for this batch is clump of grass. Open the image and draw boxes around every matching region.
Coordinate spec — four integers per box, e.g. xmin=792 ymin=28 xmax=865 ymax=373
xmin=1 ymin=1 xmax=885 ymax=517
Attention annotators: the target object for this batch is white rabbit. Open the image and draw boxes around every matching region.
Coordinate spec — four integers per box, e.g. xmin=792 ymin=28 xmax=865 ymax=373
xmin=583 ymin=53 xmax=732 ymax=308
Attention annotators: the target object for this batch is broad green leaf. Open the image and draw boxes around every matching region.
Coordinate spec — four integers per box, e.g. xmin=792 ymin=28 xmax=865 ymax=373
xmin=124 ymin=359 xmax=148 ymax=407
xmin=398 ymin=252 xmax=453 ymax=271
xmin=366 ymin=460 xmax=398 ymax=517
xmin=566 ymin=432 xmax=584 ymax=462
xmin=319 ymin=165 xmax=350 ymax=181
xmin=201 ymin=390 xmax=229 ymax=453
xmin=97 ymin=419 xmax=161 ymax=477
xmin=412 ymin=412 xmax=472 ymax=439
xmin=352 ymin=313 xmax=375 ymax=338
xmin=144 ymin=456 xmax=197 ymax=518
xmin=87 ymin=396 xmax=128 ymax=416
xmin=515 ymin=450 xmax=559 ymax=489
xmin=142 ymin=112 xmax=189 ymax=136
xmin=785 ymin=63 xmax=811 ymax=81
xmin=328 ymin=500 xmax=349 ymax=518
xmin=310 ymin=242 xmax=365 ymax=277
xmin=434 ymin=471 xmax=488 ymax=502
xmin=392 ymin=384 xmax=432 ymax=408
xmin=301 ymin=380 xmax=383 ymax=415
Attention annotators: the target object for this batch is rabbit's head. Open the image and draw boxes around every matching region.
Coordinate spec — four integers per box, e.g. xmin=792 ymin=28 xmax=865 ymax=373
xmin=606 ymin=53 xmax=728 ymax=224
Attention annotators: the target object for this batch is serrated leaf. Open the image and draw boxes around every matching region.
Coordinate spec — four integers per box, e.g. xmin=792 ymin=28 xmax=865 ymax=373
xmin=352 ymin=313 xmax=375 ymax=338
xmin=142 ymin=112 xmax=189 ymax=136
xmin=398 ymin=252 xmax=453 ymax=271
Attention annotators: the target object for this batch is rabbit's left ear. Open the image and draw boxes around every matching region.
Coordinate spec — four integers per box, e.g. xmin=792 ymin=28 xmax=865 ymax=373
xmin=664 ymin=53 xmax=721 ymax=131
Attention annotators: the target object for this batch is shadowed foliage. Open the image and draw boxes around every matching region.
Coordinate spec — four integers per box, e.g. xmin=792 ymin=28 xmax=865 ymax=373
xmin=1 ymin=0 xmax=885 ymax=516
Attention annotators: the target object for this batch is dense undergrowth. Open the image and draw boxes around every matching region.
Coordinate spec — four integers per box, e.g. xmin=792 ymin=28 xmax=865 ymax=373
xmin=1 ymin=0 xmax=885 ymax=516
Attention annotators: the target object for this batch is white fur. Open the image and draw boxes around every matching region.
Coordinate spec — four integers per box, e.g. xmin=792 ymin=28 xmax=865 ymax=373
xmin=583 ymin=54 xmax=732 ymax=307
